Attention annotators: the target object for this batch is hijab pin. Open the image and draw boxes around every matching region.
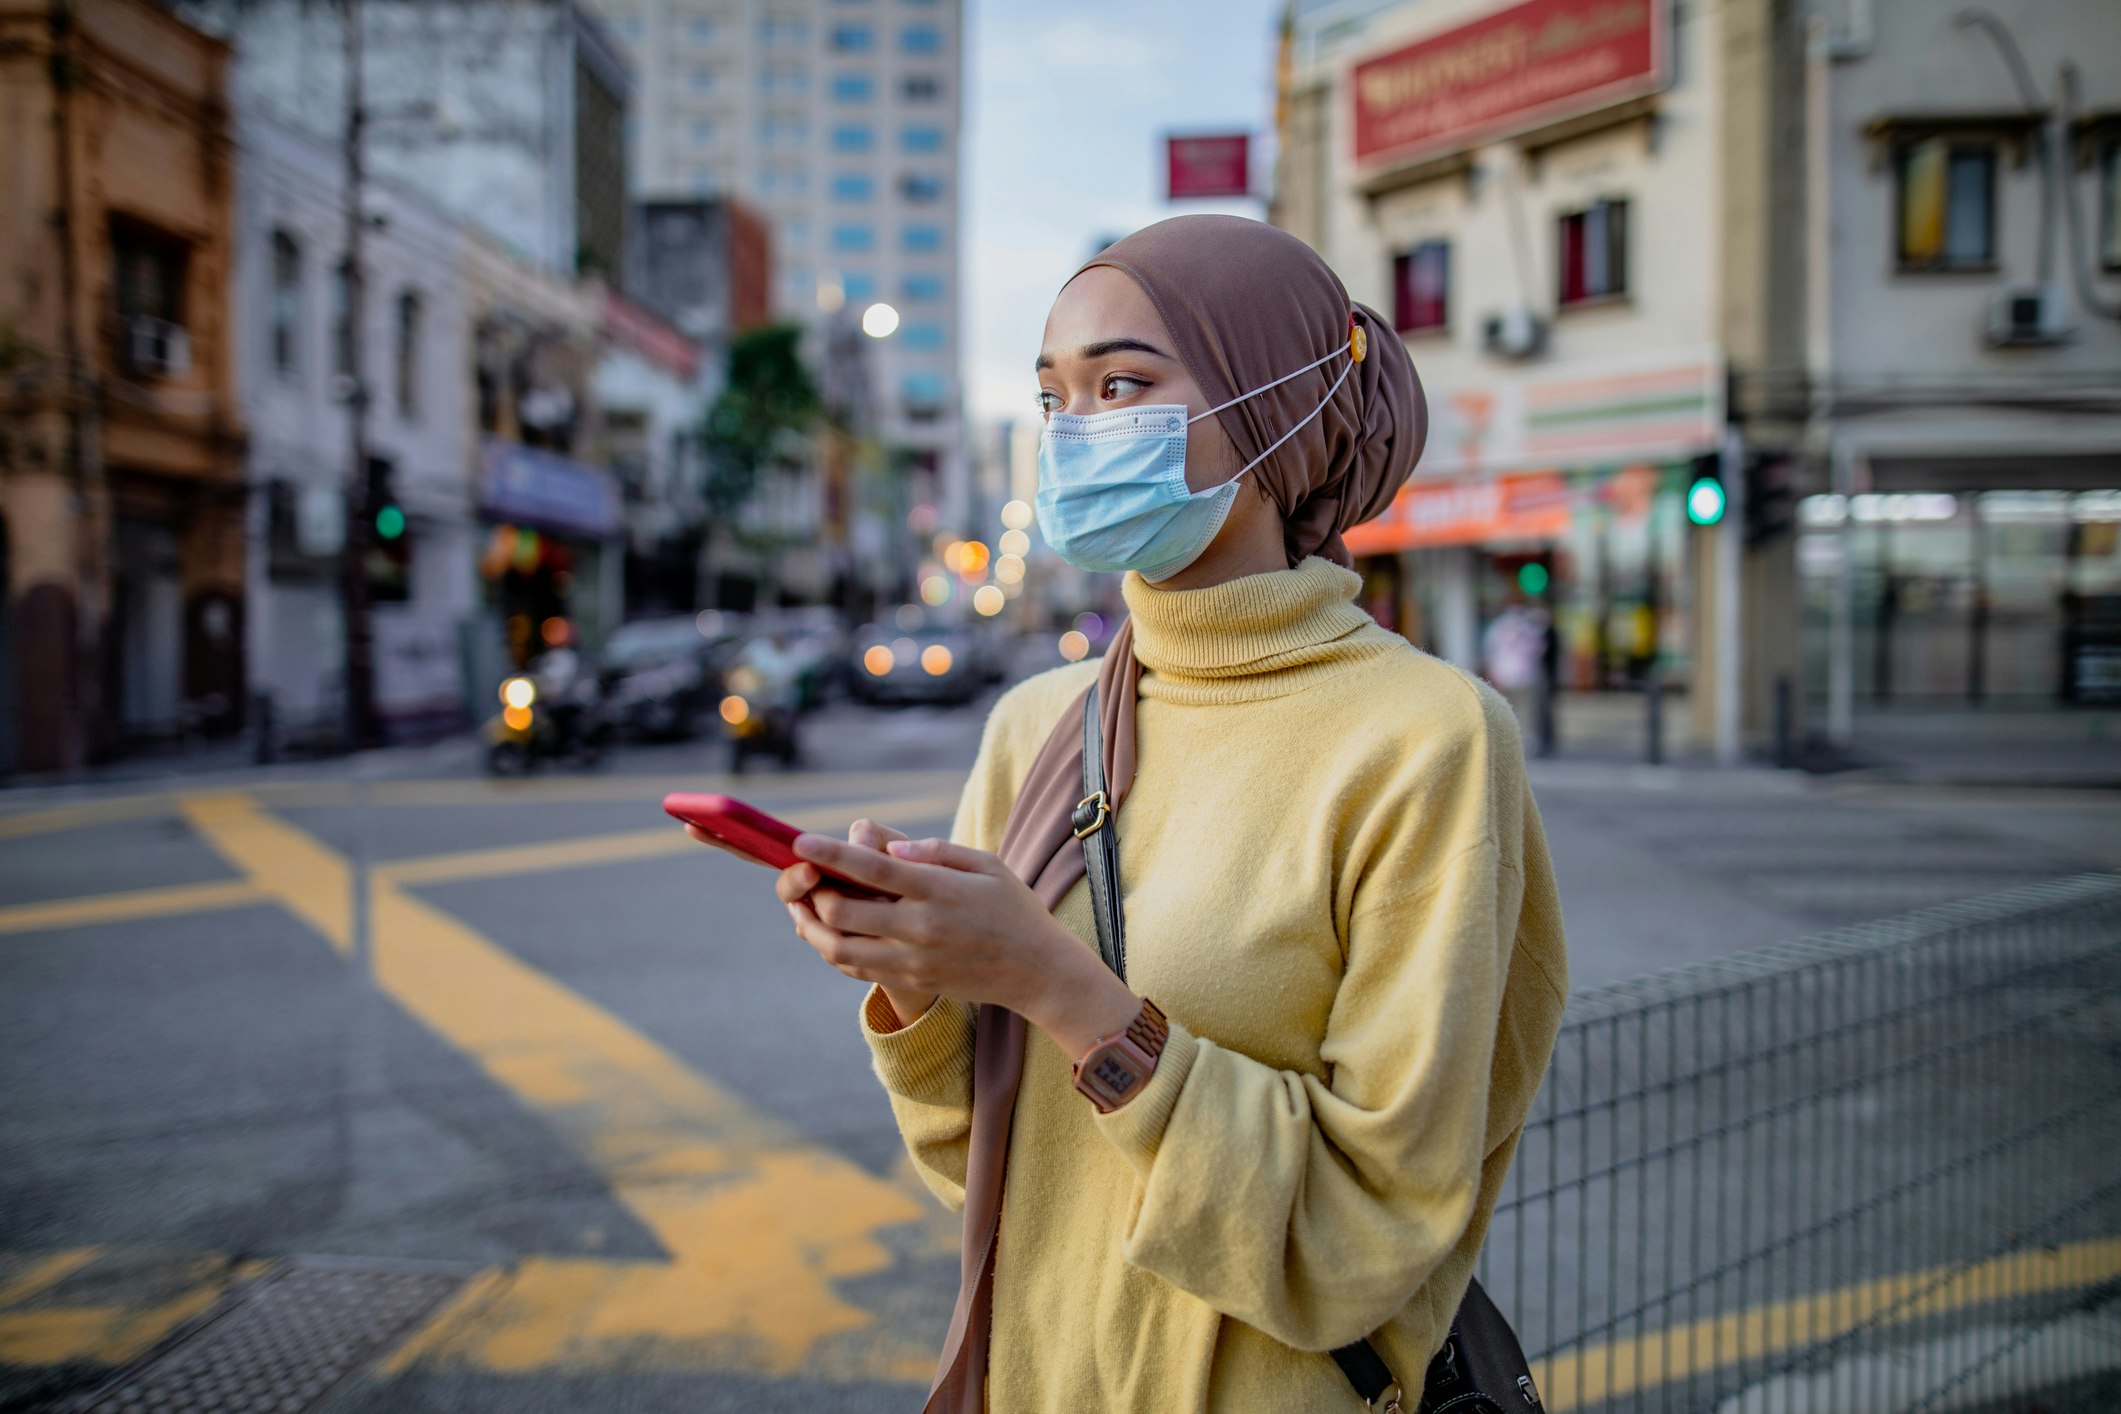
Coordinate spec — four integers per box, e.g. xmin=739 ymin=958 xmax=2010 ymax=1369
xmin=1349 ymin=314 xmax=1368 ymax=365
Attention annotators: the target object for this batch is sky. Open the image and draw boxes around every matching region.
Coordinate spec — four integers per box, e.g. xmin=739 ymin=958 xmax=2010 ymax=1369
xmin=959 ymin=0 xmax=1286 ymax=426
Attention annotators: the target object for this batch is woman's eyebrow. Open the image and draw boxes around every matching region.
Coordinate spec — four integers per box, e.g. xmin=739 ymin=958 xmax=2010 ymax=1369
xmin=1033 ymin=337 xmax=1176 ymax=373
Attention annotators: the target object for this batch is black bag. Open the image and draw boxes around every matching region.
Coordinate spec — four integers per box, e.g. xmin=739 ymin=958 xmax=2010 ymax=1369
xmin=1071 ymin=685 xmax=1544 ymax=1413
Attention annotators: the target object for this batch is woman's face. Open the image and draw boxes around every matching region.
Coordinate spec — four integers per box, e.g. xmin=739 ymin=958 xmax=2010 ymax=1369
xmin=1035 ymin=266 xmax=1241 ymax=497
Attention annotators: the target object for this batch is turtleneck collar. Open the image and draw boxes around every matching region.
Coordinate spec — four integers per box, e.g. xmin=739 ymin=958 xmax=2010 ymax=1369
xmin=1120 ymin=557 xmax=1398 ymax=705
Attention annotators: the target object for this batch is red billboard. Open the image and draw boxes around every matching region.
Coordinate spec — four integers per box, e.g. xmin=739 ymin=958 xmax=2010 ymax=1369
xmin=1351 ymin=0 xmax=1664 ymax=169
xmin=1166 ymin=134 xmax=1251 ymax=200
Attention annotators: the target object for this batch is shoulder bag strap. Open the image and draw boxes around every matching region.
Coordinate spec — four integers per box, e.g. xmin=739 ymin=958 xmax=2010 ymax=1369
xmin=1071 ymin=689 xmax=1407 ymax=1412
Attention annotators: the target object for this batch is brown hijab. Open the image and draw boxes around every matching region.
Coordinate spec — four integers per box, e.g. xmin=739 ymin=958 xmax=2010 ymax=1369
xmin=921 ymin=216 xmax=1426 ymax=1412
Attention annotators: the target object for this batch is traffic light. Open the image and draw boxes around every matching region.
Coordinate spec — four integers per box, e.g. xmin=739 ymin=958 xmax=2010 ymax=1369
xmin=1743 ymin=454 xmax=1795 ymax=548
xmin=363 ymin=459 xmax=411 ymax=601
xmin=1685 ymin=456 xmax=1726 ymax=527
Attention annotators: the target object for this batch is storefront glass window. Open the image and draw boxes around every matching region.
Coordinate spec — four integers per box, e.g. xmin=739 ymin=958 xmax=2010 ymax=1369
xmin=1896 ymin=140 xmax=1995 ymax=270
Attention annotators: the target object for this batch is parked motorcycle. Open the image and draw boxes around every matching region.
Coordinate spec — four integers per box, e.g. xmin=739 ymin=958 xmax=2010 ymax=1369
xmin=483 ymin=648 xmax=613 ymax=774
xmin=718 ymin=662 xmax=800 ymax=772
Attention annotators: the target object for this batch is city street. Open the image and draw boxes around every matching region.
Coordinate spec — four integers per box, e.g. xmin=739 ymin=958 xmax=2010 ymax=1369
xmin=4 ymin=685 xmax=2120 ymax=1412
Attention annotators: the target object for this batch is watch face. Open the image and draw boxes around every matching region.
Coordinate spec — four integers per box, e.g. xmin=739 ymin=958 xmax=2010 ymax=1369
xmin=1090 ymin=1052 xmax=1142 ymax=1098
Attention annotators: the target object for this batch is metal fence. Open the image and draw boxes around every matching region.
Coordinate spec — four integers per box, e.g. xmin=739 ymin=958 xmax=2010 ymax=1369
xmin=1477 ymin=873 xmax=2121 ymax=1414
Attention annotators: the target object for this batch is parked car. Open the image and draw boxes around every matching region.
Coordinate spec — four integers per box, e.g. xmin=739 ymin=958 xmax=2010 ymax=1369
xmin=849 ymin=625 xmax=982 ymax=706
xmin=599 ymin=616 xmax=724 ymax=740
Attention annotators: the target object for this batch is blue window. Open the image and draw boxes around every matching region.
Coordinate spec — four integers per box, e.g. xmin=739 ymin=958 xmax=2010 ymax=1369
xmin=830 ymin=24 xmax=873 ymax=52
xmin=689 ymin=68 xmax=715 ymax=93
xmin=842 ymin=272 xmax=876 ymax=301
xmin=833 ymin=224 xmax=875 ymax=252
xmin=832 ymin=124 xmax=874 ymax=153
xmin=902 ymin=370 xmax=948 ymax=407
xmin=900 ymin=171 xmax=944 ymax=202
xmin=902 ymin=224 xmax=943 ymax=253
xmin=902 ymin=25 xmax=942 ymax=54
xmin=831 ymin=72 xmax=873 ymax=101
xmin=902 ymin=272 xmax=945 ymax=301
xmin=901 ymin=125 xmax=944 ymax=154
xmin=687 ymin=18 xmax=713 ymax=43
xmin=901 ymin=322 xmax=945 ymax=351
xmin=832 ymin=172 xmax=875 ymax=200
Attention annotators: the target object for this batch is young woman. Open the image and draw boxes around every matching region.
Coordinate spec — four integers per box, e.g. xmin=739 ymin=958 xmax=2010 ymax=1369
xmin=700 ymin=215 xmax=1568 ymax=1411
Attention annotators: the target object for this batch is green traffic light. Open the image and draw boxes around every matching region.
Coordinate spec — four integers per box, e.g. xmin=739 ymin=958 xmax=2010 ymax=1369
xmin=1686 ymin=478 xmax=1726 ymax=527
xmin=1517 ymin=562 xmax=1549 ymax=596
xmin=376 ymin=504 xmax=406 ymax=540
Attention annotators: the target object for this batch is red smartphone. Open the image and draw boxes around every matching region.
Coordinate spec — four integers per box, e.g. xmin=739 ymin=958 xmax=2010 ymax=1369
xmin=663 ymin=792 xmax=893 ymax=899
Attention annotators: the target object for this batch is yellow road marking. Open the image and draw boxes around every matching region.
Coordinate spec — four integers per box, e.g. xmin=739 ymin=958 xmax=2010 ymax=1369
xmin=0 ymin=881 xmax=267 ymax=937
xmin=0 ymin=792 xmax=963 ymax=937
xmin=0 ymin=1253 xmax=268 ymax=1370
xmin=180 ymin=795 xmax=935 ymax=1376
xmin=1531 ymin=1235 xmax=2121 ymax=1410
xmin=0 ymin=797 xmax=182 ymax=842
xmin=178 ymin=795 xmax=351 ymax=954
xmin=374 ymin=793 xmax=963 ymax=888
xmin=0 ymin=1249 xmax=103 ymax=1307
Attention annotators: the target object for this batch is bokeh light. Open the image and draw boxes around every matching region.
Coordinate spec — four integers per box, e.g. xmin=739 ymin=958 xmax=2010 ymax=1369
xmin=1058 ymin=630 xmax=1090 ymax=662
xmin=894 ymin=603 xmax=924 ymax=631
xmin=921 ymin=644 xmax=954 ymax=676
xmin=861 ymin=302 xmax=900 ymax=338
xmin=863 ymin=644 xmax=895 ymax=676
xmin=998 ymin=528 xmax=1031 ymax=558
xmin=1000 ymin=499 xmax=1034 ymax=531
xmin=920 ymin=574 xmax=951 ymax=606
xmin=500 ymin=676 xmax=536 ymax=709
xmin=973 ymin=584 xmax=1005 ymax=616
xmin=994 ymin=553 xmax=1025 ymax=585
xmin=719 ymin=695 xmax=750 ymax=725
xmin=694 ymin=609 xmax=724 ymax=637
xmin=1074 ymin=611 xmax=1105 ymax=640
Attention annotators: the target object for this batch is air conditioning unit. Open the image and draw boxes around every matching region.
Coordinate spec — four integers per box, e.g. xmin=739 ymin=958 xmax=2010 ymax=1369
xmin=1984 ymin=284 xmax=2073 ymax=348
xmin=125 ymin=316 xmax=190 ymax=379
xmin=1482 ymin=309 xmax=1547 ymax=360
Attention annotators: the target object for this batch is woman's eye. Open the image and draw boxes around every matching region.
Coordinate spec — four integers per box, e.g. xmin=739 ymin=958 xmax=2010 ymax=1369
xmin=1035 ymin=390 xmax=1063 ymax=418
xmin=1101 ymin=375 xmax=1149 ymax=401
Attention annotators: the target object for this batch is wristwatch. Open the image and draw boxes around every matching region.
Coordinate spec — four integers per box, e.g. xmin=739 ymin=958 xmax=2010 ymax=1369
xmin=1070 ymin=997 xmax=1169 ymax=1112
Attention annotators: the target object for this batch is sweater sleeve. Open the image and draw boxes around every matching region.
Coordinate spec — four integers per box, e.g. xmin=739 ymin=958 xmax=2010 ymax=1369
xmin=856 ymin=668 xmax=1085 ymax=1209
xmin=1089 ymin=697 xmax=1539 ymax=1353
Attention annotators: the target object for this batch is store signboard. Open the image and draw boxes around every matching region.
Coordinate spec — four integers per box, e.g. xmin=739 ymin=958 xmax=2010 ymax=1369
xmin=1351 ymin=0 xmax=1665 ymax=169
xmin=1345 ymin=471 xmax=1574 ymax=554
xmin=1417 ymin=347 xmax=1722 ymax=478
xmin=480 ymin=439 xmax=622 ymax=539
xmin=1167 ymin=134 xmax=1252 ymax=199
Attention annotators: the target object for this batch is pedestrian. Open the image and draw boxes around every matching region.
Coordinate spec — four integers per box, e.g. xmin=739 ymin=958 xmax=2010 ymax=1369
xmin=703 ymin=215 xmax=1567 ymax=1411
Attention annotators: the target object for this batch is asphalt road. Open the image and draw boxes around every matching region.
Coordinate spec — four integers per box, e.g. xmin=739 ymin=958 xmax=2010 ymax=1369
xmin=3 ymin=685 xmax=2119 ymax=1412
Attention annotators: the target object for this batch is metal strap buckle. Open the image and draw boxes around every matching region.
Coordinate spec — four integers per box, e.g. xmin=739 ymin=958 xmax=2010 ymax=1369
xmin=1071 ymin=790 xmax=1110 ymax=839
xmin=1369 ymin=1383 xmax=1405 ymax=1413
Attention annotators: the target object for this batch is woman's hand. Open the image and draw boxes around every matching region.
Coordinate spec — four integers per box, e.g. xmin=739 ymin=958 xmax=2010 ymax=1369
xmin=785 ymin=830 xmax=1141 ymax=1056
xmin=769 ymin=818 xmax=935 ymax=1028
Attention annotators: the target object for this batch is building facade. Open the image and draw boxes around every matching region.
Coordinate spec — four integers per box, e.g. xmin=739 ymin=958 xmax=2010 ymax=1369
xmin=0 ymin=0 xmax=244 ymax=772
xmin=1795 ymin=0 xmax=2121 ymax=732
xmin=1277 ymin=0 xmax=1736 ymax=747
xmin=234 ymin=108 xmax=477 ymax=744
xmin=586 ymin=0 xmax=965 ymax=526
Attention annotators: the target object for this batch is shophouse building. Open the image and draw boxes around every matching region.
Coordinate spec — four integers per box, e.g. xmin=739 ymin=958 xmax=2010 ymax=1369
xmin=1278 ymin=0 xmax=2121 ymax=759
xmin=234 ymin=109 xmax=475 ymax=745
xmin=1794 ymin=0 xmax=2121 ymax=736
xmin=0 ymin=0 xmax=243 ymax=772
xmin=587 ymin=0 xmax=968 ymax=533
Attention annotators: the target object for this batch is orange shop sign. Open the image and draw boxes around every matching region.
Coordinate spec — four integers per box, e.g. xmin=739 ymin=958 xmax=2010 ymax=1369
xmin=1351 ymin=0 xmax=1665 ymax=169
xmin=1344 ymin=472 xmax=1575 ymax=555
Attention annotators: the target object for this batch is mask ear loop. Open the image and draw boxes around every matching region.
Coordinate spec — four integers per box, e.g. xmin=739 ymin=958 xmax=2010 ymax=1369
xmin=1186 ymin=339 xmax=1349 ymax=425
xmin=1221 ymin=355 xmax=1355 ymax=485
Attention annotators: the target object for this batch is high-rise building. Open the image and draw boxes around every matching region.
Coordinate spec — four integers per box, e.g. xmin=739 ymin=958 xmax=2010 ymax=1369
xmin=587 ymin=0 xmax=964 ymax=512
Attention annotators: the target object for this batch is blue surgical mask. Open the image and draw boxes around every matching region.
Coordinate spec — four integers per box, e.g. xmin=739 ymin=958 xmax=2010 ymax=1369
xmin=1036 ymin=334 xmax=1358 ymax=583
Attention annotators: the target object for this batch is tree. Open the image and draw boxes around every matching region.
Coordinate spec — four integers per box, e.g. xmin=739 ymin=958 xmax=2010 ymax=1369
xmin=700 ymin=324 xmax=821 ymax=518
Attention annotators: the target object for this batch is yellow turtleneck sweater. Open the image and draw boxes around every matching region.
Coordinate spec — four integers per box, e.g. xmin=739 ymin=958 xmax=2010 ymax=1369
xmin=861 ymin=557 xmax=1568 ymax=1412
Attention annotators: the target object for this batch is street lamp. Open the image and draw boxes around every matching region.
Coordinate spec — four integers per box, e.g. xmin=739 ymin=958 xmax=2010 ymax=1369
xmin=861 ymin=302 xmax=900 ymax=338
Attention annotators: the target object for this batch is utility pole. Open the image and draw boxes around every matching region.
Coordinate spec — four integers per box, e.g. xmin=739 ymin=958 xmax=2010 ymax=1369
xmin=340 ymin=0 xmax=376 ymax=749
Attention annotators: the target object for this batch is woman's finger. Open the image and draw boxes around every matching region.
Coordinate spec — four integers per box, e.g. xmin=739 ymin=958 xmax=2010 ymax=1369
xmin=848 ymin=817 xmax=909 ymax=851
xmin=793 ymin=831 xmax=928 ymax=896
xmin=788 ymin=900 xmax=901 ymax=976
xmin=774 ymin=862 xmax=822 ymax=903
xmin=887 ymin=837 xmax=1005 ymax=876
xmin=810 ymin=885 xmax=910 ymax=939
